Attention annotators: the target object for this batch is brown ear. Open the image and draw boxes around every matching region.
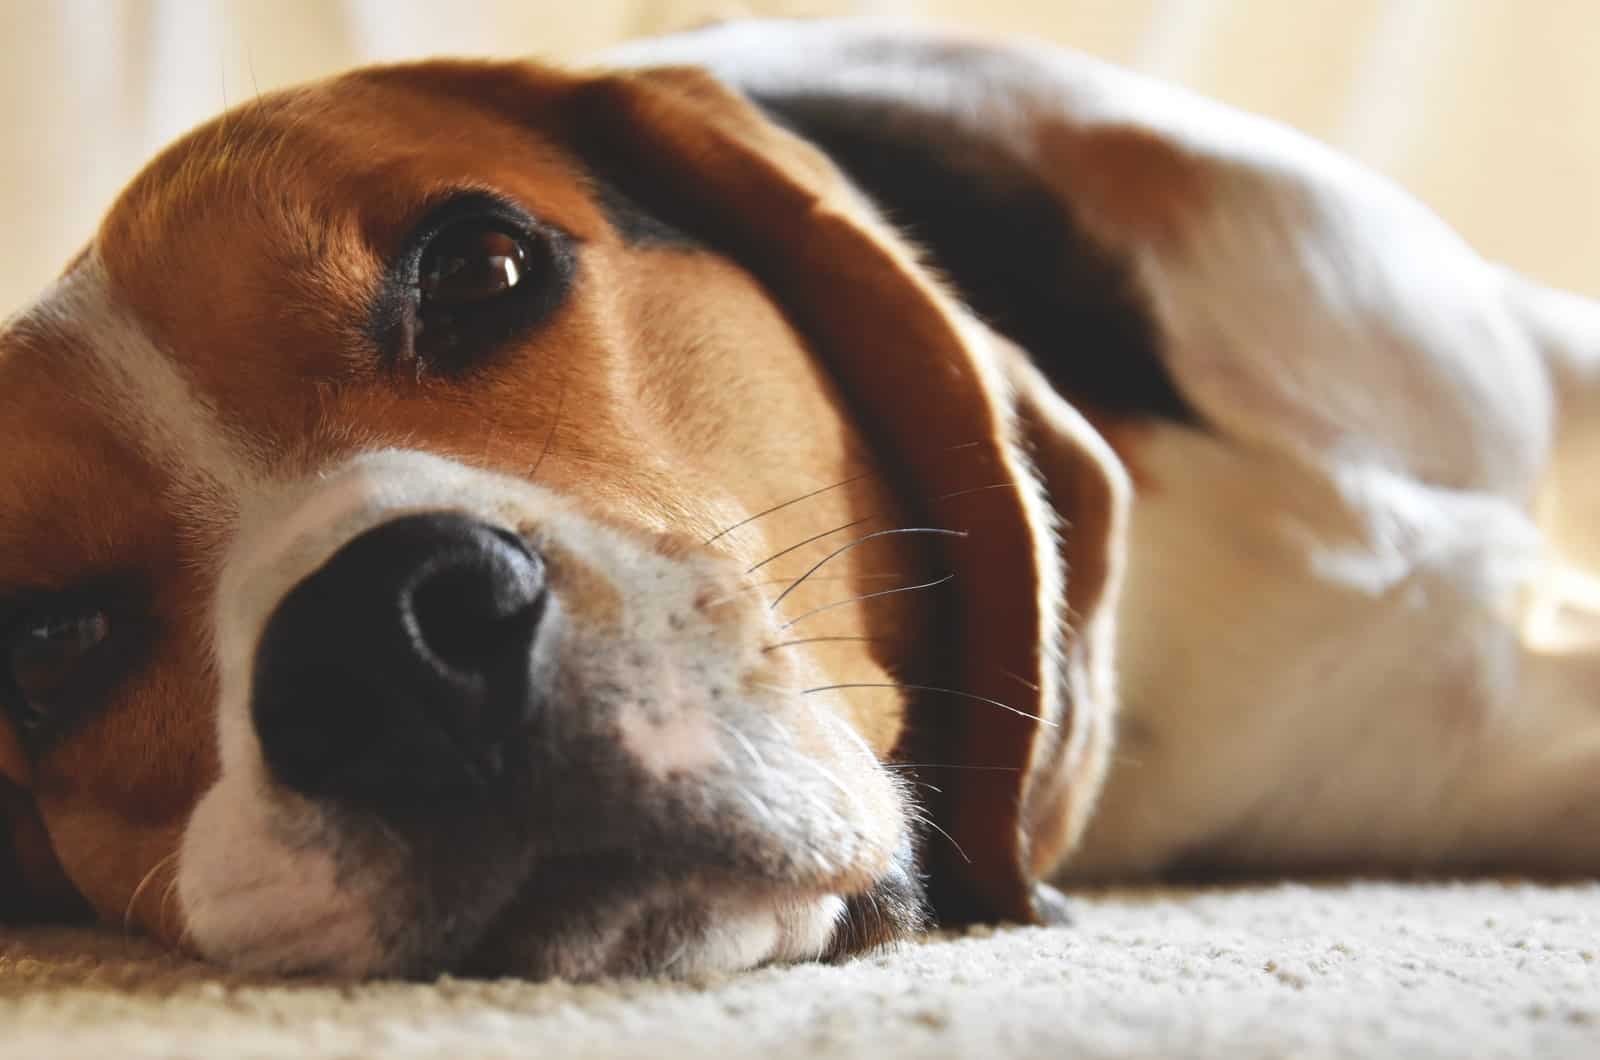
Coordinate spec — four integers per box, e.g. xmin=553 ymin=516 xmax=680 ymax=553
xmin=554 ymin=65 xmax=1123 ymax=923
xmin=0 ymin=721 xmax=88 ymax=922
xmin=998 ymin=344 xmax=1129 ymax=889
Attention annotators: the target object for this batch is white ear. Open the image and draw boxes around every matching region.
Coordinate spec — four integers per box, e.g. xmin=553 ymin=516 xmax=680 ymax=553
xmin=1505 ymin=270 xmax=1600 ymax=575
xmin=1504 ymin=269 xmax=1600 ymax=442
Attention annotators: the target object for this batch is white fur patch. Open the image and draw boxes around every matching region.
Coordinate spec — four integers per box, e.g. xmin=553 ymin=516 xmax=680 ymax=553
xmin=19 ymin=253 xmax=262 ymax=523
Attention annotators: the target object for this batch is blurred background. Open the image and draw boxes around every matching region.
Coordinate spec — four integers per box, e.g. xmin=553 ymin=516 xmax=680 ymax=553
xmin=1 ymin=0 xmax=1596 ymax=315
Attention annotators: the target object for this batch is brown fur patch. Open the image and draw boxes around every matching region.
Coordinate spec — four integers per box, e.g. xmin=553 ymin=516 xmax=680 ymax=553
xmin=1039 ymin=123 xmax=1214 ymax=248
xmin=538 ymin=540 xmax=625 ymax=633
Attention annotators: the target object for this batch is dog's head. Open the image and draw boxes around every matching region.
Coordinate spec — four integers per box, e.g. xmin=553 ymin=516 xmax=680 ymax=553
xmin=0 ymin=58 xmax=1122 ymax=977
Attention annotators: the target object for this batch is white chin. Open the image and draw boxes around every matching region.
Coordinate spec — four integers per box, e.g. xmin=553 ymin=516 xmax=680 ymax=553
xmin=670 ymin=894 xmax=848 ymax=977
xmin=176 ymin=779 xmax=386 ymax=977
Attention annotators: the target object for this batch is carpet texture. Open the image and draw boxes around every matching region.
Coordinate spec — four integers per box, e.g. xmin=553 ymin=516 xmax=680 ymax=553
xmin=2 ymin=881 xmax=1597 ymax=1059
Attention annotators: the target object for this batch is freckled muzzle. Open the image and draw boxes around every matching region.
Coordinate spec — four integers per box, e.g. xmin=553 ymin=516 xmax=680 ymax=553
xmin=181 ymin=453 xmax=922 ymax=978
xmin=252 ymin=511 xmax=562 ymax=811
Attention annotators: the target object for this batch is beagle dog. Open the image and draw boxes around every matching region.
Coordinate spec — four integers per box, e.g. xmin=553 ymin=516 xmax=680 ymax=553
xmin=2 ymin=17 xmax=1598 ymax=980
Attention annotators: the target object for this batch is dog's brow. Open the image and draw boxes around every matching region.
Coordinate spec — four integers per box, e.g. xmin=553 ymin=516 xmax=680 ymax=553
xmin=20 ymin=253 xmax=264 ymax=530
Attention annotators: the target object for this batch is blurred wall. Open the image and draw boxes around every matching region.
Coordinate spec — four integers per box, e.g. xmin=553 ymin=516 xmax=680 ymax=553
xmin=2 ymin=0 xmax=1597 ymax=315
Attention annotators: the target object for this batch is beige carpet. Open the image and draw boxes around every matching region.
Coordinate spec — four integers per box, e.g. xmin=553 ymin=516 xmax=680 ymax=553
xmin=2 ymin=881 xmax=1597 ymax=1059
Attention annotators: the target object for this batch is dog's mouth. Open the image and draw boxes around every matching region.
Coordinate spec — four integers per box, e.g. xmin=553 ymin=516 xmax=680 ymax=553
xmin=452 ymin=848 xmax=924 ymax=980
xmin=309 ymin=735 xmax=921 ymax=980
xmin=179 ymin=452 xmax=924 ymax=979
xmin=179 ymin=717 xmax=924 ymax=979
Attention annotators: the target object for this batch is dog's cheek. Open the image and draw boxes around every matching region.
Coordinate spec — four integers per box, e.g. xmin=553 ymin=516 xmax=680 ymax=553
xmin=0 ymin=782 xmax=91 ymax=922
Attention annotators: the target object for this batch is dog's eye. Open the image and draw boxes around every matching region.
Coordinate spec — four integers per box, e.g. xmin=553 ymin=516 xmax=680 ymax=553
xmin=382 ymin=195 xmax=576 ymax=375
xmin=420 ymin=224 xmax=529 ymax=309
xmin=414 ymin=220 xmax=539 ymax=368
xmin=3 ymin=607 xmax=110 ymax=733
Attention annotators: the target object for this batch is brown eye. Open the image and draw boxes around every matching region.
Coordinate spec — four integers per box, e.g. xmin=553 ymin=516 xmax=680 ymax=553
xmin=387 ymin=198 xmax=575 ymax=374
xmin=418 ymin=224 xmax=529 ymax=308
xmin=6 ymin=609 xmax=110 ymax=728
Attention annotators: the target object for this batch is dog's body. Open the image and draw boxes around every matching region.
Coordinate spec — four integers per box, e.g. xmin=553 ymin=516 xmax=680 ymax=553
xmin=2 ymin=18 xmax=1598 ymax=978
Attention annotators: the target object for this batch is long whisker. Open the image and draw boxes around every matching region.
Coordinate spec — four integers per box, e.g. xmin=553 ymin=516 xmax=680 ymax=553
xmin=927 ymin=481 xmax=1020 ymax=505
xmin=698 ymin=573 xmax=911 ymax=612
xmin=746 ymin=515 xmax=874 ymax=574
xmin=743 ymin=482 xmax=1010 ymax=576
xmin=707 ymin=438 xmax=1001 ymax=549
xmin=802 ymin=682 xmax=1054 ymax=727
xmin=907 ymin=809 xmax=972 ymax=865
xmin=705 ymin=472 xmax=873 ymax=545
xmin=124 ymin=849 xmax=181 ymax=933
xmin=770 ymin=528 xmax=966 ymax=612
xmin=762 ymin=634 xmax=888 ymax=653
xmin=777 ymin=573 xmax=954 ymax=631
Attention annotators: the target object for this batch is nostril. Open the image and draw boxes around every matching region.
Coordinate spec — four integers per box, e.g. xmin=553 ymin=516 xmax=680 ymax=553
xmin=252 ymin=513 xmax=560 ymax=808
xmin=407 ymin=539 xmax=547 ymax=682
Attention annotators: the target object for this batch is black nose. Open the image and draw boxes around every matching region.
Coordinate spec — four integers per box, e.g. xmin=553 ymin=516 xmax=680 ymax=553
xmin=252 ymin=512 xmax=558 ymax=809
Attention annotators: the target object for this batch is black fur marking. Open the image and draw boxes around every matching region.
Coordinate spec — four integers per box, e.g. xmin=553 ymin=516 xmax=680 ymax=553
xmin=751 ymin=92 xmax=1196 ymax=424
xmin=592 ymin=177 xmax=702 ymax=249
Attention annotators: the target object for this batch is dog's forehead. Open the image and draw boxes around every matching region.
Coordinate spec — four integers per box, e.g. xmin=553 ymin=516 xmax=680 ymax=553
xmin=33 ymin=65 xmax=620 ymax=470
xmin=99 ymin=70 xmax=597 ymax=258
xmin=101 ymin=64 xmax=600 ymax=264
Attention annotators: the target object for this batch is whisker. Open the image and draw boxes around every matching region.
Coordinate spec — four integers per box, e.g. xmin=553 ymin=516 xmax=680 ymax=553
xmin=475 ymin=404 xmax=509 ymax=470
xmin=698 ymin=573 xmax=908 ymax=612
xmin=866 ymin=888 xmax=888 ymax=949
xmin=801 ymin=682 xmax=1054 ymax=727
xmin=1000 ymin=667 xmax=1041 ymax=693
xmin=743 ymin=483 xmax=1006 ymax=576
xmin=746 ymin=515 xmax=873 ymax=574
xmin=928 ymin=481 xmax=1019 ymax=505
xmin=124 ymin=850 xmax=181 ymax=933
xmin=798 ymin=752 xmax=857 ymax=805
xmin=715 ymin=717 xmax=770 ymax=774
xmin=709 ymin=438 xmax=999 ymax=550
xmin=777 ymin=573 xmax=954 ymax=631
xmin=529 ymin=378 xmax=569 ymax=481
xmin=704 ymin=472 xmax=873 ymax=545
xmin=907 ymin=809 xmax=972 ymax=865
xmin=159 ymin=875 xmax=183 ymax=942
xmin=762 ymin=634 xmax=888 ymax=653
xmin=770 ymin=528 xmax=966 ymax=611
xmin=885 ymin=763 xmax=1023 ymax=772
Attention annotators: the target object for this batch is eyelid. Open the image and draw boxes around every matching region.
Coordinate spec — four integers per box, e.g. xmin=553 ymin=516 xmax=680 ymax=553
xmin=403 ymin=194 xmax=542 ymax=262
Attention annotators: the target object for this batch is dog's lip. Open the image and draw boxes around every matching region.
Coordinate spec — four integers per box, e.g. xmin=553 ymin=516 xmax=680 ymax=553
xmin=426 ymin=837 xmax=900 ymax=976
xmin=519 ymin=843 xmax=885 ymax=898
xmin=451 ymin=852 xmax=857 ymax=978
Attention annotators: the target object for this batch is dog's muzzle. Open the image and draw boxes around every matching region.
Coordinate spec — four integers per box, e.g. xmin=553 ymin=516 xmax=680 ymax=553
xmin=252 ymin=512 xmax=562 ymax=810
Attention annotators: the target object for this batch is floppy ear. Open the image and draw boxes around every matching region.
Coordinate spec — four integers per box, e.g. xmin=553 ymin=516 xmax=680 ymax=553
xmin=552 ymin=65 xmax=1125 ymax=923
xmin=997 ymin=343 xmax=1130 ymax=890
xmin=0 ymin=719 xmax=88 ymax=922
